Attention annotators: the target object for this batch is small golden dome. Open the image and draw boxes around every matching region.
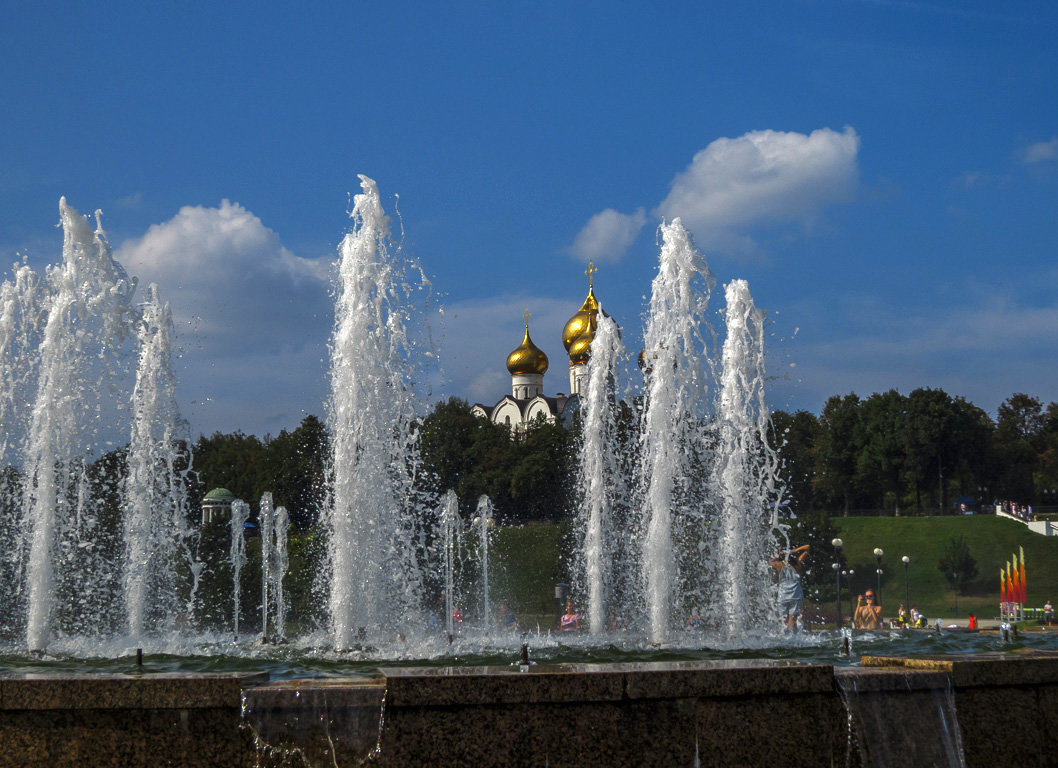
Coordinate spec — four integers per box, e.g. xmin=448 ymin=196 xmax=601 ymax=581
xmin=507 ymin=315 xmax=549 ymax=376
xmin=563 ymin=261 xmax=600 ymax=354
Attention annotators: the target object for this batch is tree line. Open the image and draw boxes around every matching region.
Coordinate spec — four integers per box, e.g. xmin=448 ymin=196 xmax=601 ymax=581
xmin=775 ymin=390 xmax=1058 ymax=517
xmin=4 ymin=389 xmax=1054 ymax=535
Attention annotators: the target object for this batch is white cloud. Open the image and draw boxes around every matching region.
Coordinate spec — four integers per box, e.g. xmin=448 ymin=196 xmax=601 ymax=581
xmin=569 ymin=127 xmax=861 ymax=262
xmin=567 ymin=207 xmax=647 ymax=263
xmin=1024 ymin=138 xmax=1058 ymax=164
xmin=655 ymin=127 xmax=860 ymax=255
xmin=116 ymin=201 xmax=334 ymax=436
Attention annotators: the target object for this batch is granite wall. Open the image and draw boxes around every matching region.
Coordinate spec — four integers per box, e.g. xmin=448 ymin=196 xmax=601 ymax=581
xmin=3 ymin=653 xmax=1058 ymax=768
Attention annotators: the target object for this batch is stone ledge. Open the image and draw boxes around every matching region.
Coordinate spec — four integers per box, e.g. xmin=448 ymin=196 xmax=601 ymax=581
xmin=0 ymin=673 xmax=265 ymax=711
xmin=860 ymin=651 xmax=1058 ymax=688
xmin=379 ymin=659 xmax=834 ymax=707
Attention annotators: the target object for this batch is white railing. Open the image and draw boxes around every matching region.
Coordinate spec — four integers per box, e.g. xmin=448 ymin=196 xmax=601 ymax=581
xmin=995 ymin=506 xmax=1054 ymax=536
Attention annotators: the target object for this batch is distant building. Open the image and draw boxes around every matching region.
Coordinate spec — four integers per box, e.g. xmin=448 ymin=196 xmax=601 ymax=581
xmin=470 ymin=263 xmax=605 ymax=432
xmin=201 ymin=487 xmax=235 ymax=524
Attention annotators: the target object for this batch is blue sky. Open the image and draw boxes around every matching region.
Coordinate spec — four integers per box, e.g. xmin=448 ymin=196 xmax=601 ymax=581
xmin=2 ymin=1 xmax=1057 ymax=438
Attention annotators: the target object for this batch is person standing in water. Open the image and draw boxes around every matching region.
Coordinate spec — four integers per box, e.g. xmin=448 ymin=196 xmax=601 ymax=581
xmin=854 ymin=591 xmax=883 ymax=630
xmin=770 ymin=544 xmax=810 ymax=631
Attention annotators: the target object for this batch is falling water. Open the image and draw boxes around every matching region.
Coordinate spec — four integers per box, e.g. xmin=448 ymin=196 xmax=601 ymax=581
xmin=22 ymin=200 xmax=136 ymax=651
xmin=230 ymin=500 xmax=250 ymax=639
xmin=123 ymin=284 xmax=190 ymax=638
xmin=713 ymin=279 xmax=782 ymax=633
xmin=326 ymin=175 xmax=434 ymax=648
xmin=574 ymin=312 xmax=627 ymax=634
xmin=638 ymin=218 xmax=716 ymax=643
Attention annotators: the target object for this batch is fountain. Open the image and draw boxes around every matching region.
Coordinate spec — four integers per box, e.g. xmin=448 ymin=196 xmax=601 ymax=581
xmin=471 ymin=495 xmax=495 ymax=631
xmin=123 ymin=284 xmax=191 ymax=639
xmin=2 ymin=181 xmax=1056 ymax=767
xmin=325 ymin=175 xmax=435 ymax=649
xmin=638 ymin=218 xmax=719 ymax=643
xmin=572 ymin=311 xmax=627 ymax=635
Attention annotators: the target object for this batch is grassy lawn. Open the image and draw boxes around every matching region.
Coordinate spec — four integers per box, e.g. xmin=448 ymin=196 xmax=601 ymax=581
xmin=833 ymin=515 xmax=1058 ymax=620
xmin=491 ymin=523 xmax=570 ymax=627
xmin=489 ymin=515 xmax=1058 ymax=627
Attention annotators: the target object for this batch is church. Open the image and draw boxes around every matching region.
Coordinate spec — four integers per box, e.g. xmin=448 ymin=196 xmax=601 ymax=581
xmin=470 ymin=263 xmax=603 ymax=432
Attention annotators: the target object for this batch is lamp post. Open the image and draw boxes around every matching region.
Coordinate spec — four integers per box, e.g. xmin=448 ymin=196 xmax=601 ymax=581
xmin=843 ymin=569 xmax=855 ymax=625
xmin=874 ymin=548 xmax=884 ymax=607
xmin=902 ymin=555 xmax=911 ymax=615
xmin=832 ymin=538 xmax=843 ymax=628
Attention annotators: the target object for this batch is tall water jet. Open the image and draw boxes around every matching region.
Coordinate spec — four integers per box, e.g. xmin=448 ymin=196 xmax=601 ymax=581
xmin=438 ymin=490 xmax=462 ymax=637
xmin=272 ymin=505 xmax=290 ymax=639
xmin=230 ymin=500 xmax=250 ymax=639
xmin=23 ymin=200 xmax=136 ymax=651
xmin=123 ymin=284 xmax=190 ymax=638
xmin=574 ymin=312 xmax=627 ymax=634
xmin=472 ymin=495 xmax=495 ymax=630
xmin=638 ymin=218 xmax=716 ymax=644
xmin=713 ymin=279 xmax=782 ymax=633
xmin=259 ymin=493 xmax=275 ymax=638
xmin=326 ymin=175 xmax=434 ymax=648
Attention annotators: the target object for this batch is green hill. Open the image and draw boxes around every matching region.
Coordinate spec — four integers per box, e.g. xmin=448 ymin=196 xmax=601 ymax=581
xmin=489 ymin=515 xmax=1058 ymax=626
xmin=832 ymin=515 xmax=1058 ymax=620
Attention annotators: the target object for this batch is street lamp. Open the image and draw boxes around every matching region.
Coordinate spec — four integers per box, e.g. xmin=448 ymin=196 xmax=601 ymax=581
xmin=832 ymin=538 xmax=843 ymax=628
xmin=902 ymin=555 xmax=911 ymax=616
xmin=874 ymin=548 xmax=884 ymax=607
xmin=843 ymin=569 xmax=856 ymax=624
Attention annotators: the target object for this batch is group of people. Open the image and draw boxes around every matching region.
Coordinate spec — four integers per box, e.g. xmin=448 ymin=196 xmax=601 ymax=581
xmin=895 ymin=603 xmax=927 ymax=628
xmin=768 ymin=542 xmax=933 ymax=631
xmin=997 ymin=500 xmax=1035 ymax=522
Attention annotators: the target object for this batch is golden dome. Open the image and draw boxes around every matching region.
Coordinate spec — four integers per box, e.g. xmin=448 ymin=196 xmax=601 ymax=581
xmin=506 ymin=314 xmax=549 ymax=376
xmin=568 ymin=313 xmax=597 ymax=365
xmin=563 ymin=261 xmax=600 ymax=354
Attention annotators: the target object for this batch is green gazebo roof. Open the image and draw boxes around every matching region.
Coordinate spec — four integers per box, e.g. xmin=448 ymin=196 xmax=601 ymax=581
xmin=203 ymin=488 xmax=236 ymax=502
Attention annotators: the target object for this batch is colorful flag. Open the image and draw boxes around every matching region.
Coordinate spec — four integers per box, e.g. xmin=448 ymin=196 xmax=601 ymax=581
xmin=1001 ymin=567 xmax=1007 ymax=603
xmin=1020 ymin=546 xmax=1027 ymax=603
xmin=1012 ymin=554 xmax=1020 ymax=605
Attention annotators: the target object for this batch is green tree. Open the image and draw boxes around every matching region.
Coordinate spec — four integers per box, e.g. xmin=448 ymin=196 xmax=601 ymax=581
xmin=263 ymin=415 xmax=329 ymax=528
xmin=771 ymin=409 xmax=820 ymax=514
xmin=190 ymin=431 xmax=269 ymax=515
xmin=994 ymin=393 xmax=1044 ymax=502
xmin=937 ymin=535 xmax=978 ymax=595
xmin=855 ymin=390 xmax=908 ymax=514
xmin=814 ymin=394 xmax=862 ymax=516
